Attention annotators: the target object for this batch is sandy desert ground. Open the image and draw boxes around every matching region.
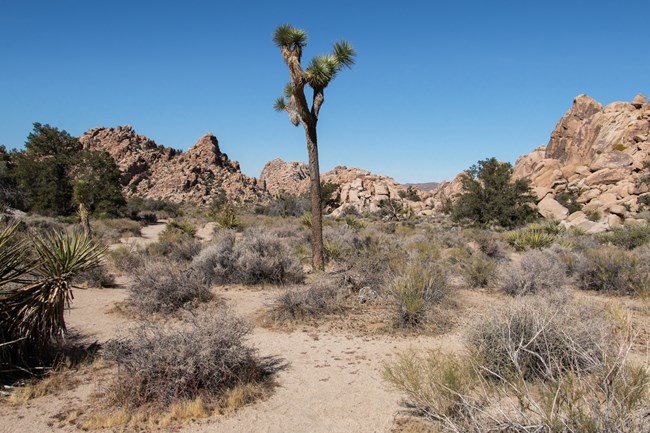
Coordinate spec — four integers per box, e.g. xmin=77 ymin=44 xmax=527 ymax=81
xmin=1 ymin=222 xmax=648 ymax=433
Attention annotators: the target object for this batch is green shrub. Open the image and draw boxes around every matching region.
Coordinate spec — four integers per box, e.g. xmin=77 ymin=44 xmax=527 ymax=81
xmin=574 ymin=246 xmax=648 ymax=295
xmin=389 ymin=262 xmax=450 ymax=327
xmin=214 ymin=202 xmax=238 ymax=229
xmin=556 ymin=190 xmax=583 ymax=214
xmin=598 ymin=224 xmax=650 ymax=250
xmin=504 ymin=227 xmax=555 ymax=250
xmin=449 ymin=157 xmax=537 ymax=228
xmin=585 ymin=208 xmax=602 ymax=222
xmin=165 ymin=219 xmax=196 ymax=237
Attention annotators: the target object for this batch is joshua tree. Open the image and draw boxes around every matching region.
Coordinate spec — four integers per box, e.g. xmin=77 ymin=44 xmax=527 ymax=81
xmin=273 ymin=24 xmax=356 ymax=271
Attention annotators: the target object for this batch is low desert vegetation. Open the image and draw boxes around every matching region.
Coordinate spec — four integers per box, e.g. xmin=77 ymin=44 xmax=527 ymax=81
xmin=389 ymin=261 xmax=450 ymax=328
xmin=500 ymin=248 xmax=569 ymax=296
xmin=89 ymin=310 xmax=279 ymax=428
xmin=384 ymin=295 xmax=650 ymax=432
xmin=268 ymin=280 xmax=343 ymax=322
xmin=573 ymin=246 xmax=650 ymax=295
xmin=129 ymin=259 xmax=213 ymax=314
xmin=191 ymin=228 xmax=304 ymax=285
xmin=0 ymin=222 xmax=105 ymax=376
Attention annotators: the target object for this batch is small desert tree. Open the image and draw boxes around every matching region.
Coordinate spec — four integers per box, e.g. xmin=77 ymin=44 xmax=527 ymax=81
xmin=273 ymin=24 xmax=356 ymax=271
xmin=450 ymin=157 xmax=537 ymax=228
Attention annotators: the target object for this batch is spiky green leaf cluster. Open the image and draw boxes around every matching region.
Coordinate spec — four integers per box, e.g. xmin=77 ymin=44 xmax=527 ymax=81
xmin=272 ymin=24 xmax=308 ymax=49
xmin=306 ymin=41 xmax=356 ymax=88
xmin=0 ymin=227 xmax=105 ymax=361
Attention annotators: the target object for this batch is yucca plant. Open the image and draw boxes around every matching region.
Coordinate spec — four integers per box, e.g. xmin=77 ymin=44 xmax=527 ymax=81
xmin=504 ymin=228 xmax=555 ymax=250
xmin=0 ymin=227 xmax=105 ymax=359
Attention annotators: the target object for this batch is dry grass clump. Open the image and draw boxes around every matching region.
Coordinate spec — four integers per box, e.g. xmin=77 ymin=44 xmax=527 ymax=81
xmin=268 ymin=281 xmax=343 ymax=322
xmin=573 ymin=246 xmax=649 ymax=295
xmin=385 ymin=296 xmax=650 ymax=432
xmin=191 ymin=228 xmax=304 ymax=285
xmin=500 ymin=248 xmax=569 ymax=296
xmin=129 ymin=259 xmax=212 ymax=314
xmin=389 ymin=261 xmax=450 ymax=328
xmin=101 ymin=310 xmax=275 ymax=412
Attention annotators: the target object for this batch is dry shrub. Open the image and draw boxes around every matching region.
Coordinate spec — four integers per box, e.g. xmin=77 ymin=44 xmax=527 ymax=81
xmin=91 ymin=218 xmax=143 ymax=243
xmin=146 ymin=238 xmax=202 ymax=262
xmin=108 ymin=245 xmax=145 ymax=274
xmin=103 ymin=310 xmax=272 ymax=409
xmin=73 ymin=264 xmax=115 ymax=288
xmin=384 ymin=346 xmax=650 ymax=433
xmin=385 ymin=296 xmax=650 ymax=432
xmin=269 ymin=281 xmax=342 ymax=322
xmin=574 ymin=246 xmax=648 ymax=295
xmin=383 ymin=350 xmax=476 ymax=424
xmin=191 ymin=228 xmax=304 ymax=285
xmin=500 ymin=248 xmax=569 ymax=296
xmin=129 ymin=259 xmax=212 ymax=314
xmin=461 ymin=252 xmax=497 ymax=288
xmin=467 ymin=295 xmax=608 ymax=380
xmin=473 ymin=231 xmax=507 ymax=259
xmin=389 ymin=261 xmax=450 ymax=328
xmin=326 ymin=226 xmax=407 ymax=291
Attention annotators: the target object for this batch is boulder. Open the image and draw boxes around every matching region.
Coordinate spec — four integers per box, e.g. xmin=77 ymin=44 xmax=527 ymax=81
xmin=537 ymin=196 xmax=569 ymax=220
xmin=590 ymin=151 xmax=633 ymax=171
xmin=584 ymin=168 xmax=632 ymax=186
xmin=632 ymin=93 xmax=647 ymax=109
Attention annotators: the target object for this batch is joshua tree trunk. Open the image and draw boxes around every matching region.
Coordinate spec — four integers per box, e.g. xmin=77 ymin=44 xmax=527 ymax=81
xmin=273 ymin=24 xmax=355 ymax=272
xmin=78 ymin=203 xmax=91 ymax=236
xmin=305 ymin=123 xmax=324 ymax=270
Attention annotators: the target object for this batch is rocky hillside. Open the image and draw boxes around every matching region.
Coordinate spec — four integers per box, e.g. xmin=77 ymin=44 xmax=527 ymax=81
xmin=431 ymin=93 xmax=650 ymax=232
xmin=79 ymin=125 xmax=264 ymax=204
xmin=260 ymin=159 xmax=437 ymax=216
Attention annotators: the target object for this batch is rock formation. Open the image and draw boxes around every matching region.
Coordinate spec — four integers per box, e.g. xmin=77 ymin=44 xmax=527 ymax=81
xmin=429 ymin=93 xmax=650 ymax=232
xmin=79 ymin=125 xmax=264 ymax=204
xmin=259 ymin=159 xmax=310 ymax=196
xmin=259 ymin=159 xmax=436 ymax=216
xmin=512 ymin=93 xmax=650 ymax=232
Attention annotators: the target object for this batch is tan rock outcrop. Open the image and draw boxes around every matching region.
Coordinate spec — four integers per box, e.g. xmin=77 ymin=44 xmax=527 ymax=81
xmin=258 ymin=160 xmax=435 ymax=215
xmin=80 ymin=126 xmax=264 ymax=205
xmin=511 ymin=93 xmax=650 ymax=229
xmin=259 ymin=159 xmax=310 ymax=196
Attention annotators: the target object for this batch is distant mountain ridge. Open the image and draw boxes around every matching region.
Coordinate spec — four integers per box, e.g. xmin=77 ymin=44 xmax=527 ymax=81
xmin=404 ymin=182 xmax=440 ymax=192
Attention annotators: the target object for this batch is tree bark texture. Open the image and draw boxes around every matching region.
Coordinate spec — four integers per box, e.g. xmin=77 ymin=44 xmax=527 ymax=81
xmin=305 ymin=123 xmax=325 ymax=271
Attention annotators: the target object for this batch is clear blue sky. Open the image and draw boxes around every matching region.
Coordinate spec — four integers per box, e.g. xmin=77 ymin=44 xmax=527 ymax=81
xmin=1 ymin=1 xmax=649 ymax=183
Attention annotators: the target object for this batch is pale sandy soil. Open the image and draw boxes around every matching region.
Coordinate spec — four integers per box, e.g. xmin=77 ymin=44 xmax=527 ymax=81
xmin=1 ymin=222 xmax=647 ymax=433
